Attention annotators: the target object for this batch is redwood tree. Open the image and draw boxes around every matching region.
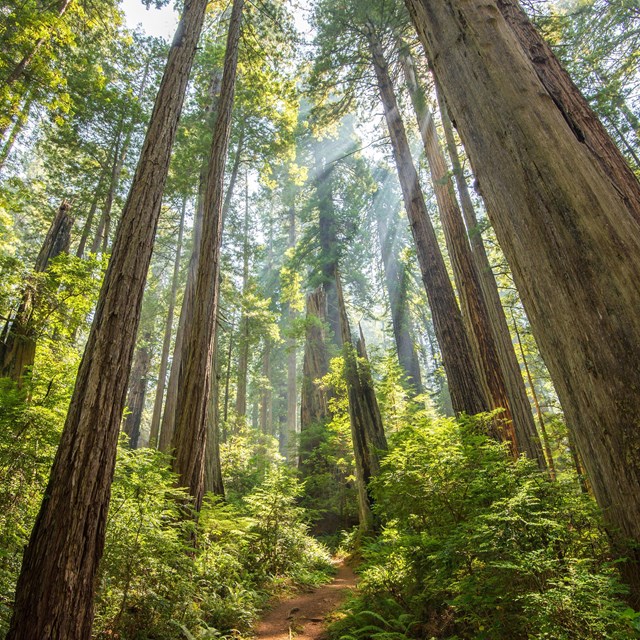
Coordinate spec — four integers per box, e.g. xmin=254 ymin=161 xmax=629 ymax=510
xmin=405 ymin=0 xmax=640 ymax=602
xmin=6 ymin=0 xmax=210 ymax=633
xmin=171 ymin=0 xmax=245 ymax=510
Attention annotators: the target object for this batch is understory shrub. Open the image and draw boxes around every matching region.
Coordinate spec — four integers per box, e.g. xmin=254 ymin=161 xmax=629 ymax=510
xmin=330 ymin=415 xmax=640 ymax=640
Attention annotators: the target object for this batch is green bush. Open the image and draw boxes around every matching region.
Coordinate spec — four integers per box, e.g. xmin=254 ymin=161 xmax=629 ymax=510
xmin=331 ymin=415 xmax=638 ymax=640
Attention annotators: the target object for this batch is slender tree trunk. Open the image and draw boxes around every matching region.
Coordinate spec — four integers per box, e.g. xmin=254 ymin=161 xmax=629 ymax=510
xmin=171 ymin=0 xmax=243 ymax=510
xmin=374 ymin=170 xmax=423 ymax=393
xmin=367 ymin=29 xmax=487 ymax=416
xmin=122 ymin=339 xmax=152 ymax=449
xmin=235 ymin=171 xmax=251 ymax=418
xmin=6 ymin=1 xmax=209 ymax=634
xmin=0 ymin=93 xmax=33 ymax=172
xmin=204 ymin=316 xmax=225 ymax=496
xmin=160 ymin=130 xmax=243 ymax=450
xmin=299 ymin=287 xmax=331 ymax=472
xmin=222 ymin=318 xmax=234 ymax=430
xmin=0 ymin=200 xmax=73 ymax=381
xmin=259 ymin=340 xmax=272 ymax=435
xmin=436 ymin=90 xmax=545 ymax=467
xmin=405 ymin=0 xmax=640 ymax=602
xmin=512 ymin=315 xmax=556 ymax=479
xmin=285 ymin=206 xmax=298 ymax=463
xmin=336 ymin=273 xmax=386 ymax=532
xmin=76 ymin=174 xmax=106 ymax=258
xmin=148 ymin=198 xmax=186 ymax=447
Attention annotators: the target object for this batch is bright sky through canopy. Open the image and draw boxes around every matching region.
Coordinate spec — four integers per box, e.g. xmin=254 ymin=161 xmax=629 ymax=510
xmin=121 ymin=0 xmax=178 ymax=39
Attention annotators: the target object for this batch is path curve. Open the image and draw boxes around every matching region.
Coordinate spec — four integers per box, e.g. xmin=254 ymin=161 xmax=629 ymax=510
xmin=254 ymin=561 xmax=357 ymax=640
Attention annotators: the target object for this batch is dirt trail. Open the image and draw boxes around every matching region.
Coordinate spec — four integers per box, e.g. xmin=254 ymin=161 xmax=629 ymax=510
xmin=254 ymin=561 xmax=357 ymax=640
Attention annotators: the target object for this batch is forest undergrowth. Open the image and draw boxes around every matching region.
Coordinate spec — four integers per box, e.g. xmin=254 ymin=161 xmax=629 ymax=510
xmin=328 ymin=415 xmax=640 ymax=640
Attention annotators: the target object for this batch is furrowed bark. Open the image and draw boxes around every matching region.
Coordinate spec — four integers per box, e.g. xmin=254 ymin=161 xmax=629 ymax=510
xmin=171 ymin=0 xmax=244 ymax=510
xmin=436 ymin=89 xmax=545 ymax=467
xmin=367 ymin=28 xmax=487 ymax=416
xmin=6 ymin=0 xmax=209 ymax=633
xmin=405 ymin=0 xmax=640 ymax=602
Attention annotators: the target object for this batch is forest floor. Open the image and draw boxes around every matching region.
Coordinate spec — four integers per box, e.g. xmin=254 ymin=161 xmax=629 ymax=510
xmin=254 ymin=559 xmax=358 ymax=640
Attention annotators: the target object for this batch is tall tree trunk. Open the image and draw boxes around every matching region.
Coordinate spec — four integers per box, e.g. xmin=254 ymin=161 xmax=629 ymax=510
xmin=373 ymin=169 xmax=423 ymax=394
xmin=0 ymin=200 xmax=73 ymax=381
xmin=122 ymin=338 xmax=152 ymax=449
xmin=259 ymin=340 xmax=272 ymax=435
xmin=436 ymin=89 xmax=545 ymax=467
xmin=148 ymin=198 xmax=186 ymax=447
xmin=405 ymin=0 xmax=640 ymax=602
xmin=336 ymin=273 xmax=387 ymax=532
xmin=235 ymin=173 xmax=251 ymax=419
xmin=314 ymin=144 xmax=341 ymax=347
xmin=512 ymin=314 xmax=556 ymax=479
xmin=285 ymin=205 xmax=298 ymax=463
xmin=396 ymin=41 xmax=520 ymax=452
xmin=76 ymin=174 xmax=106 ymax=259
xmin=367 ymin=29 xmax=487 ymax=416
xmin=204 ymin=315 xmax=225 ymax=496
xmin=299 ymin=287 xmax=331 ymax=472
xmin=6 ymin=0 xmax=209 ymax=634
xmin=171 ymin=0 xmax=243 ymax=510
xmin=159 ymin=129 xmax=243 ymax=450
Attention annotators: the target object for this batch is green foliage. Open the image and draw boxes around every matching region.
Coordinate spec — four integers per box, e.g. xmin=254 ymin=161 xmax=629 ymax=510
xmin=330 ymin=415 xmax=637 ymax=640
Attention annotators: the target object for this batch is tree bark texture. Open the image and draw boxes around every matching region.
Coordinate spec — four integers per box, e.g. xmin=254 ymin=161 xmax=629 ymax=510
xmin=368 ymin=31 xmax=487 ymax=416
xmin=436 ymin=89 xmax=545 ymax=467
xmin=299 ymin=287 xmax=331 ymax=472
xmin=159 ymin=128 xmax=243 ymax=451
xmin=395 ymin=41 xmax=519 ymax=452
xmin=6 ymin=0 xmax=209 ymax=634
xmin=204 ymin=316 xmax=225 ymax=496
xmin=497 ymin=0 xmax=640 ymax=223
xmin=259 ymin=340 xmax=273 ymax=435
xmin=405 ymin=0 xmax=640 ymax=602
xmin=171 ymin=0 xmax=244 ymax=511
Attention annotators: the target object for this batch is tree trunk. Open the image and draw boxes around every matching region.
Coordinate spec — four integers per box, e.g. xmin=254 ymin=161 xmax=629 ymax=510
xmin=122 ymin=338 xmax=152 ymax=449
xmin=159 ymin=129 xmax=243 ymax=450
xmin=259 ymin=340 xmax=272 ymax=435
xmin=367 ymin=29 xmax=487 ymax=416
xmin=148 ymin=198 xmax=186 ymax=447
xmin=436 ymin=89 xmax=545 ymax=467
xmin=204 ymin=316 xmax=225 ymax=496
xmin=76 ymin=174 xmax=106 ymax=258
xmin=336 ymin=273 xmax=387 ymax=532
xmin=235 ymin=173 xmax=251 ymax=419
xmin=314 ymin=144 xmax=341 ymax=347
xmin=6 ymin=0 xmax=209 ymax=634
xmin=171 ymin=0 xmax=243 ymax=510
xmin=512 ymin=314 xmax=556 ymax=479
xmin=396 ymin=41 xmax=520 ymax=452
xmin=405 ymin=0 xmax=640 ymax=602
xmin=299 ymin=287 xmax=331 ymax=472
xmin=0 ymin=200 xmax=73 ymax=381
xmin=373 ymin=169 xmax=423 ymax=394
xmin=0 ymin=93 xmax=33 ymax=172
xmin=285 ymin=205 xmax=298 ymax=463
xmin=497 ymin=0 xmax=640 ymax=223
